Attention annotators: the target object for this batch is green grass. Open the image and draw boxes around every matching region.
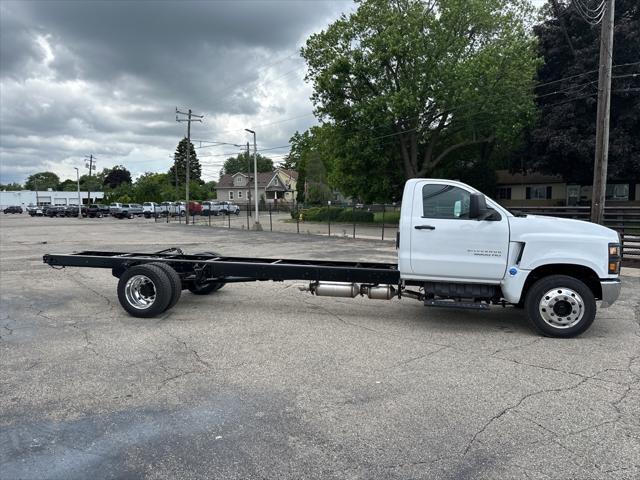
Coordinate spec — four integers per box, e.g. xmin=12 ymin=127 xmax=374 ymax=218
xmin=373 ymin=211 xmax=400 ymax=224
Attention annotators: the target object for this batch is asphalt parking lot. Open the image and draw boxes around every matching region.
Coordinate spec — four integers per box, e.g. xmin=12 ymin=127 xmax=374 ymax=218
xmin=1 ymin=214 xmax=639 ymax=480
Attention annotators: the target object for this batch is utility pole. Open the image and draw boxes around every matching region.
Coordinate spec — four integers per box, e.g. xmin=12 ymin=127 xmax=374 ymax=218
xmin=74 ymin=167 xmax=82 ymax=219
xmin=176 ymin=108 xmax=203 ymax=225
xmin=590 ymin=0 xmax=615 ymax=224
xmin=245 ymin=128 xmax=262 ymax=230
xmin=84 ymin=154 xmax=95 ymax=206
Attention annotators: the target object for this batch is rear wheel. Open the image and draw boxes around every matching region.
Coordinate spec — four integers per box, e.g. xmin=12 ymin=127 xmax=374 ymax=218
xmin=148 ymin=262 xmax=182 ymax=311
xmin=117 ymin=264 xmax=172 ymax=317
xmin=524 ymin=275 xmax=596 ymax=338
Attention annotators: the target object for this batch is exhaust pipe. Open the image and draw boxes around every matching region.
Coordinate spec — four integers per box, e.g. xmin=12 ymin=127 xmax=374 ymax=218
xmin=301 ymin=282 xmax=397 ymax=300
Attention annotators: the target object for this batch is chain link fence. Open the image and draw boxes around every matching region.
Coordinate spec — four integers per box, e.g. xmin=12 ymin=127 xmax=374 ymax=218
xmin=150 ymin=203 xmax=401 ymax=242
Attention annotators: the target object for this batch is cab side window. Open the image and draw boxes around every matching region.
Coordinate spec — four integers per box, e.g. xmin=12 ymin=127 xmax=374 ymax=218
xmin=422 ymin=184 xmax=471 ymax=219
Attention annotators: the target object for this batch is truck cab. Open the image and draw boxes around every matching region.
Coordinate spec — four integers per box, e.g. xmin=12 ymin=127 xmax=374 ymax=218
xmin=398 ymin=179 xmax=621 ymax=336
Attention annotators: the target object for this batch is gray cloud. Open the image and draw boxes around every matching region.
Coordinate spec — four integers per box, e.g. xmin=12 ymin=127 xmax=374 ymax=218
xmin=0 ymin=0 xmax=351 ymax=184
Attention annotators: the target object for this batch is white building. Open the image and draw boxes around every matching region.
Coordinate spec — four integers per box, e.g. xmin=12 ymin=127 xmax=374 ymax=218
xmin=0 ymin=190 xmax=105 ymax=209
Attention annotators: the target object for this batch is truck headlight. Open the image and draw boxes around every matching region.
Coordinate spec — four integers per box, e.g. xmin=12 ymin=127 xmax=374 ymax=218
xmin=608 ymin=242 xmax=621 ymax=274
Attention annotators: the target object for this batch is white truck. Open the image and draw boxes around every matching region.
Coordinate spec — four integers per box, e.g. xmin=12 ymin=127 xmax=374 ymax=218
xmin=44 ymin=179 xmax=622 ymax=338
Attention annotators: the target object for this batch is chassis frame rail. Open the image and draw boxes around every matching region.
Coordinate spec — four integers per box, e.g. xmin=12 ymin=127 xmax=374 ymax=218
xmin=43 ymin=251 xmax=400 ymax=285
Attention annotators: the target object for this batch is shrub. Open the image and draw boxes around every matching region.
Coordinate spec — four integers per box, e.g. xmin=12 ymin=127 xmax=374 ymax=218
xmin=337 ymin=209 xmax=374 ymax=222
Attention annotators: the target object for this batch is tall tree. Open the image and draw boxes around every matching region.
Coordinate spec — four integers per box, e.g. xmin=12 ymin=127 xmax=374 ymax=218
xmin=168 ymin=137 xmax=202 ymax=186
xmin=58 ymin=179 xmax=78 ymax=191
xmin=25 ymin=171 xmax=60 ymax=190
xmin=220 ymin=152 xmax=274 ymax=176
xmin=301 ymin=0 xmax=539 ymax=200
xmin=516 ymin=0 xmax=640 ymax=184
xmin=103 ymin=165 xmax=132 ymax=189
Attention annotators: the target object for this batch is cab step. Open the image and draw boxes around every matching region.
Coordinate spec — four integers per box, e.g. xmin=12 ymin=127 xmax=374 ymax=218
xmin=424 ymin=299 xmax=490 ymax=310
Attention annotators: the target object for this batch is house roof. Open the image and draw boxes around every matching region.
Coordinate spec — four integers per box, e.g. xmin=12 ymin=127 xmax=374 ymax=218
xmin=496 ymin=169 xmax=564 ymax=185
xmin=217 ymin=169 xmax=298 ymax=189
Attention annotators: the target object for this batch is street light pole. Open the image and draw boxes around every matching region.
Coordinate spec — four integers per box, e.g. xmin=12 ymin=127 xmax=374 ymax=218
xmin=74 ymin=167 xmax=81 ymax=219
xmin=245 ymin=128 xmax=262 ymax=230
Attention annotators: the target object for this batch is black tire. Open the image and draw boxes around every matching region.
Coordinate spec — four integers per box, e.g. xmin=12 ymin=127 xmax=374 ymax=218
xmin=148 ymin=262 xmax=182 ymax=311
xmin=187 ymin=251 xmax=225 ymax=294
xmin=524 ymin=274 xmax=596 ymax=338
xmin=117 ymin=264 xmax=173 ymax=318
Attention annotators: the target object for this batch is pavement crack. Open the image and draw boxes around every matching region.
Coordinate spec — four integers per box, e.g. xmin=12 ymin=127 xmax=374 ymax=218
xmin=462 ymin=376 xmax=590 ymax=456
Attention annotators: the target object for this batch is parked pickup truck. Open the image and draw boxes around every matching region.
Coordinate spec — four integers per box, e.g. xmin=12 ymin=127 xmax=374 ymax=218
xmin=143 ymin=202 xmax=158 ymax=218
xmin=212 ymin=201 xmax=240 ymax=215
xmin=44 ymin=179 xmax=622 ymax=338
xmin=110 ymin=203 xmax=143 ymax=219
xmin=87 ymin=204 xmax=109 ymax=218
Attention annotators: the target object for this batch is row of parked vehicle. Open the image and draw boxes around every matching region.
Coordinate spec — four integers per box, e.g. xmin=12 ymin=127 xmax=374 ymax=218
xmin=21 ymin=200 xmax=242 ymax=219
xmin=143 ymin=200 xmax=241 ymax=217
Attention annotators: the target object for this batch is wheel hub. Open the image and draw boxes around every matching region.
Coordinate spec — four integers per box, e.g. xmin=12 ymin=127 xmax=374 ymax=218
xmin=539 ymin=287 xmax=584 ymax=329
xmin=124 ymin=274 xmax=157 ymax=309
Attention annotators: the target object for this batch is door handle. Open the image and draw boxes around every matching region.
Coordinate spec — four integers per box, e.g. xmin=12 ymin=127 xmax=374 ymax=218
xmin=414 ymin=225 xmax=436 ymax=230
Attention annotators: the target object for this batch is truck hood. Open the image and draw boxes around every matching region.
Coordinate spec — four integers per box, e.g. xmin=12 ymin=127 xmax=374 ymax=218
xmin=509 ymin=215 xmax=619 ymax=243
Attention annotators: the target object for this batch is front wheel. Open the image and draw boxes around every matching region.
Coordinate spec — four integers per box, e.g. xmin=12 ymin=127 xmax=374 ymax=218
xmin=524 ymin=275 xmax=596 ymax=338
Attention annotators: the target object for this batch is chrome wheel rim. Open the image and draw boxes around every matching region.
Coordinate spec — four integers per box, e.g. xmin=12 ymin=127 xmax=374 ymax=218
xmin=125 ymin=274 xmax=156 ymax=309
xmin=539 ymin=287 xmax=584 ymax=329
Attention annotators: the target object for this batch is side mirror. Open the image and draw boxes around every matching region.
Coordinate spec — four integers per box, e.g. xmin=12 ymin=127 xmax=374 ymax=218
xmin=469 ymin=193 xmax=488 ymax=219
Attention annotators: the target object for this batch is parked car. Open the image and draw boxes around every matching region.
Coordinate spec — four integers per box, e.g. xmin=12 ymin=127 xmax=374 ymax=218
xmin=45 ymin=206 xmax=66 ymax=217
xmin=201 ymin=201 xmax=217 ymax=216
xmin=3 ymin=206 xmax=23 ymax=214
xmin=65 ymin=205 xmax=88 ymax=217
xmin=215 ymin=201 xmax=241 ymax=215
xmin=28 ymin=204 xmax=44 ymax=216
xmin=188 ymin=201 xmax=202 ymax=215
xmin=142 ymin=202 xmax=158 ymax=218
xmin=157 ymin=201 xmax=173 ymax=216
xmin=110 ymin=203 xmax=143 ymax=219
xmin=86 ymin=204 xmax=106 ymax=218
xmin=174 ymin=201 xmax=187 ymax=216
xmin=25 ymin=204 xmax=38 ymax=215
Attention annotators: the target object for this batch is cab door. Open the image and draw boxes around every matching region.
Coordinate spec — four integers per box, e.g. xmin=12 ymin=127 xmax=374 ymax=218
xmin=409 ymin=181 xmax=509 ymax=282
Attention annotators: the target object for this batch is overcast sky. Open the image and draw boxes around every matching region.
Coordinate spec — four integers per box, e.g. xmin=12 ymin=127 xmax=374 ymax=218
xmin=0 ymin=0 xmax=355 ymax=184
xmin=0 ymin=0 xmax=546 ymax=186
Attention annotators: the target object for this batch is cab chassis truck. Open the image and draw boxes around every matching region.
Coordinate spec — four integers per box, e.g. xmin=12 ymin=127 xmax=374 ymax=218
xmin=43 ymin=179 xmax=622 ymax=338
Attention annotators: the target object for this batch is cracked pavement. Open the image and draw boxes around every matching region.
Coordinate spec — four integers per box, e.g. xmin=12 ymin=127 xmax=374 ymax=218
xmin=1 ymin=214 xmax=639 ymax=479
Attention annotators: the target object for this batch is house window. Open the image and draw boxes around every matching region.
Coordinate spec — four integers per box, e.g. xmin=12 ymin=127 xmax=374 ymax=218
xmin=422 ymin=184 xmax=471 ymax=219
xmin=229 ymin=191 xmax=234 ymax=200
xmin=606 ymin=184 xmax=629 ymax=201
xmin=497 ymin=187 xmax=511 ymax=200
xmin=234 ymin=176 xmax=244 ymax=186
xmin=273 ymin=177 xmax=279 ymax=186
xmin=238 ymin=191 xmax=243 ymax=199
xmin=526 ymin=185 xmax=552 ymax=200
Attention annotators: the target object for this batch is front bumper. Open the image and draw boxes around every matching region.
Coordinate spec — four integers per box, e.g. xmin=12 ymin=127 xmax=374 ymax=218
xmin=600 ymin=279 xmax=621 ymax=308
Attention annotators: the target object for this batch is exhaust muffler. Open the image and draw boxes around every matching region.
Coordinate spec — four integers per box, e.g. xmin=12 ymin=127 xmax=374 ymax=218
xmin=301 ymin=282 xmax=397 ymax=300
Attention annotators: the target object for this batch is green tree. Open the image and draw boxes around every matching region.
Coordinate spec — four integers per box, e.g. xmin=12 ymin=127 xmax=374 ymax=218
xmin=58 ymin=179 xmax=78 ymax=191
xmin=220 ymin=152 xmax=274 ymax=176
xmin=103 ymin=165 xmax=132 ymax=189
xmin=168 ymin=138 xmax=201 ymax=186
xmin=133 ymin=172 xmax=171 ymax=203
xmin=0 ymin=182 xmax=24 ymax=191
xmin=79 ymin=174 xmax=103 ymax=192
xmin=515 ymin=0 xmax=639 ymax=184
xmin=301 ymin=0 xmax=539 ymax=200
xmin=25 ymin=171 xmax=60 ymax=190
